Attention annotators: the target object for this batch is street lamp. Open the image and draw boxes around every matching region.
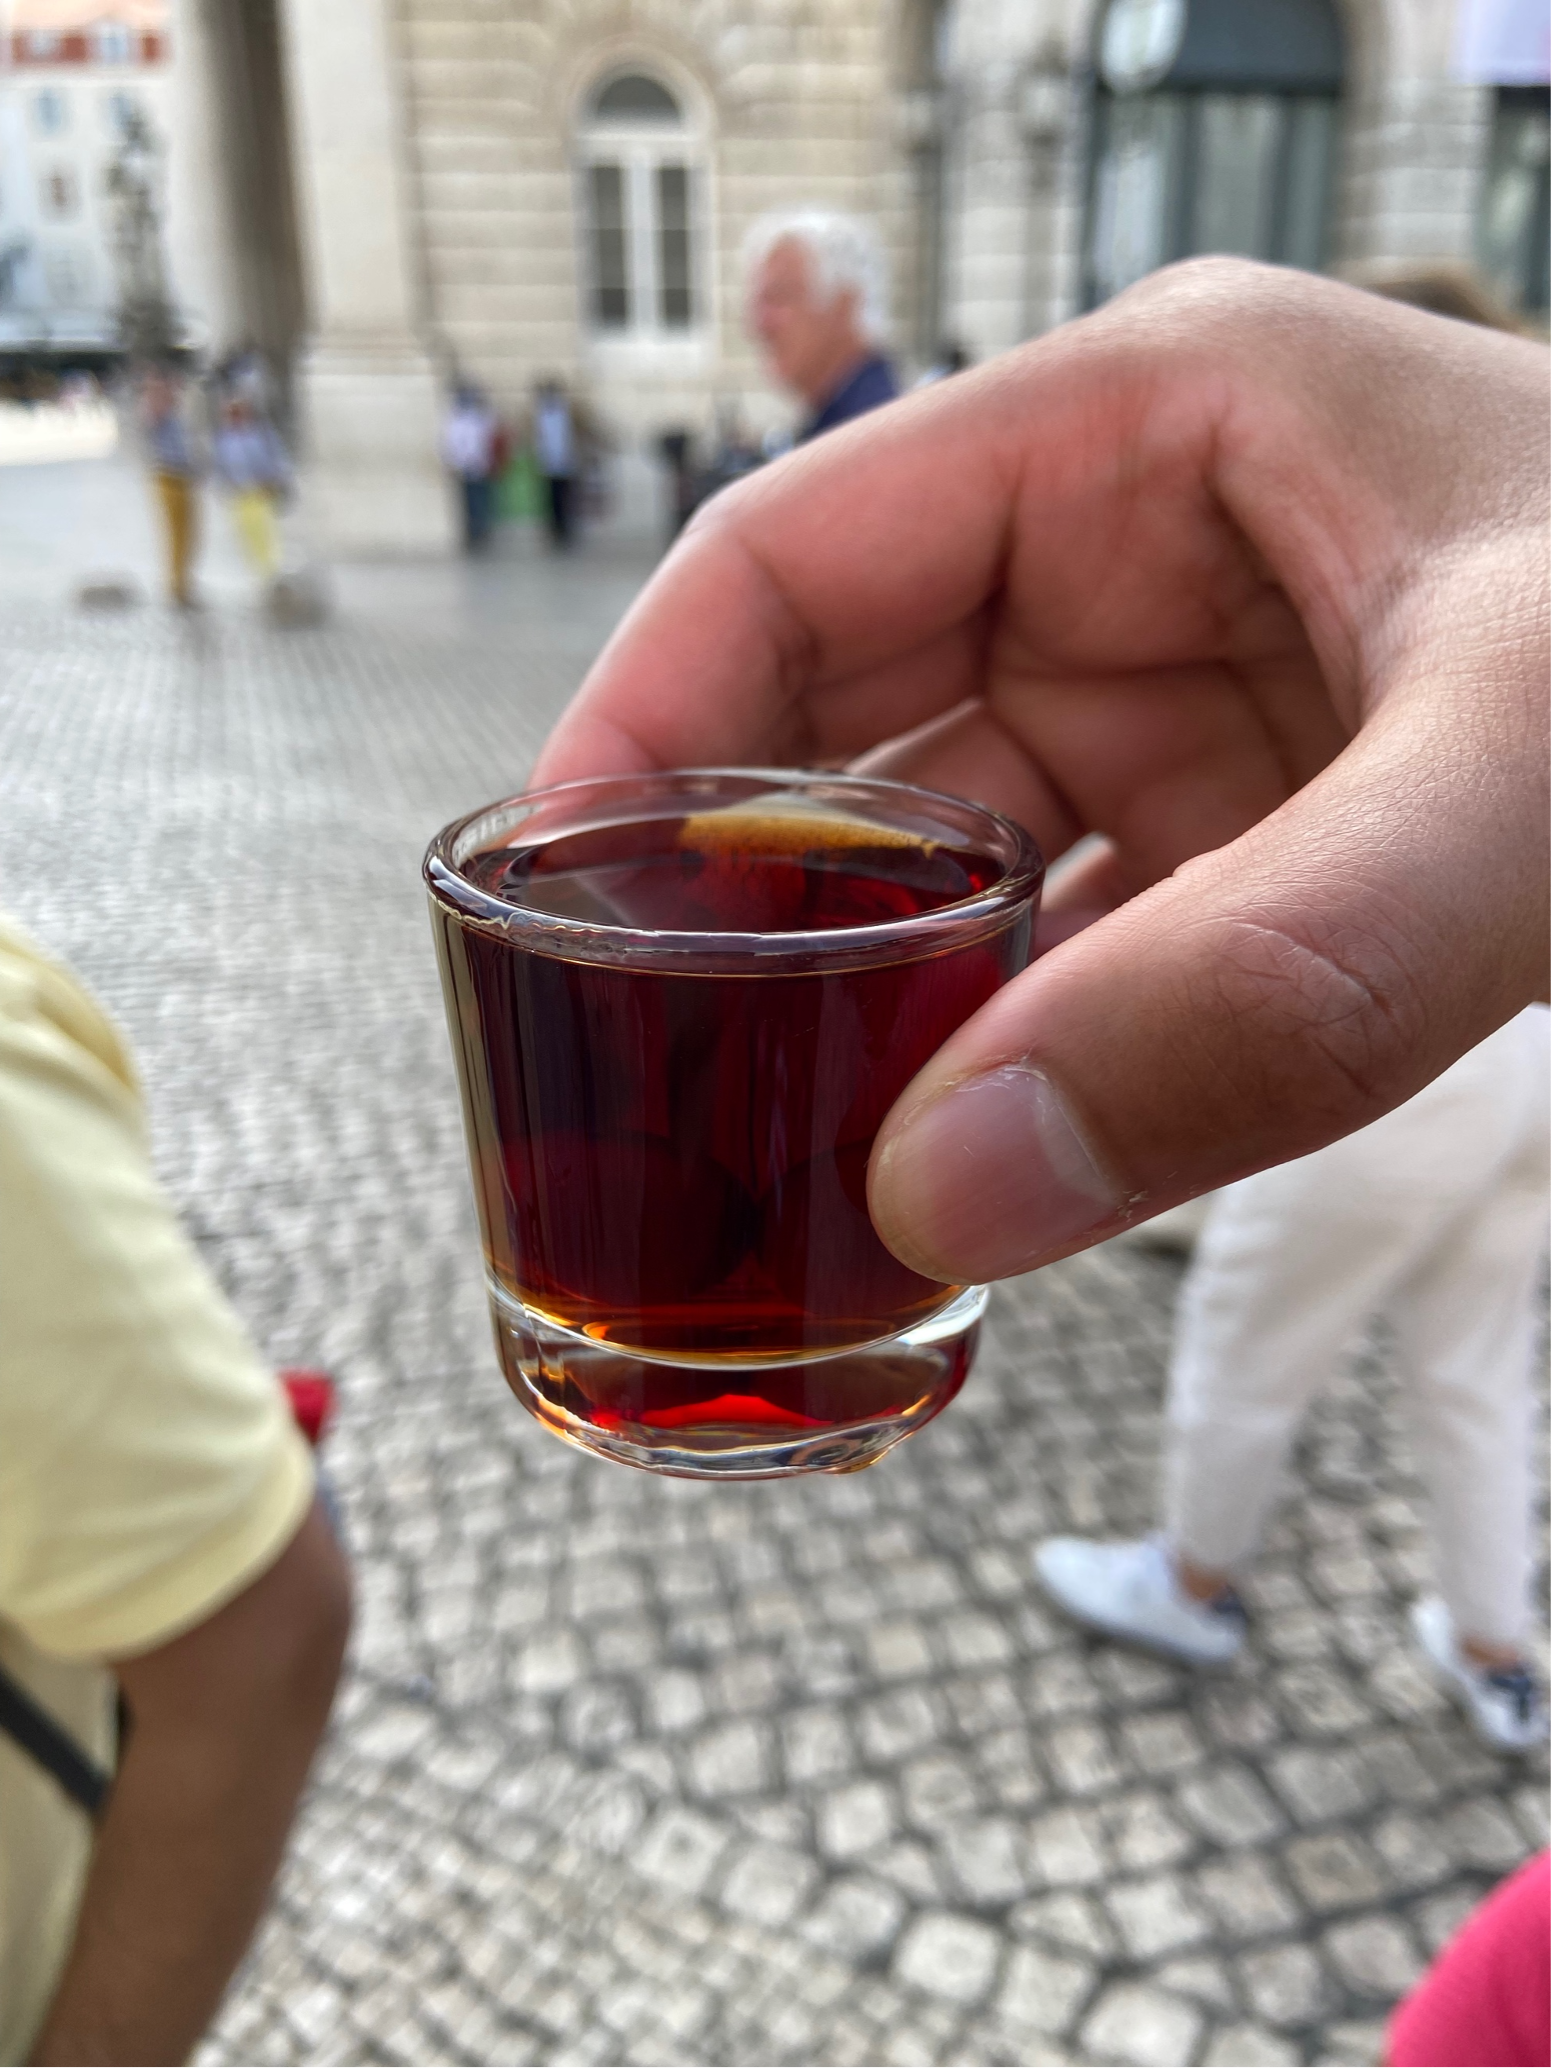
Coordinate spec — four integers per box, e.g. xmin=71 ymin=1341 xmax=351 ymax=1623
xmin=106 ymin=105 xmax=174 ymax=359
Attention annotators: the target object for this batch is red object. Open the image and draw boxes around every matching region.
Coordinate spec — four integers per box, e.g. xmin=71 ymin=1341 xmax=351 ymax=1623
xmin=6 ymin=29 xmax=155 ymax=66
xmin=280 ymin=1369 xmax=337 ymax=1448
xmin=1389 ymin=1851 xmax=1550 ymax=2067
xmin=633 ymin=1392 xmax=828 ymax=1432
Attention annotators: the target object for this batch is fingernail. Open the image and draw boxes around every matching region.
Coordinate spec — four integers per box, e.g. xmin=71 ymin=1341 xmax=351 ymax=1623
xmin=871 ymin=1064 xmax=1122 ymax=1281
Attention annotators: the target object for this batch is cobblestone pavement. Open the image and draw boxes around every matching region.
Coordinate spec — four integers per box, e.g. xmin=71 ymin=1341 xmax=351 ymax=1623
xmin=0 ymin=513 xmax=1547 ymax=2069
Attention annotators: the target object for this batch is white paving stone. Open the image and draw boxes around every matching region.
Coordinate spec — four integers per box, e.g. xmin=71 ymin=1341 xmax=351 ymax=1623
xmin=1081 ymin=1981 xmax=1204 ymax=2067
xmin=892 ymin=1911 xmax=1003 ymax=2006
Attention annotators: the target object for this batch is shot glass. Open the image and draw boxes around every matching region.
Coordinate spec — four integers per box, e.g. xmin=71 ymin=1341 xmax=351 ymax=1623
xmin=425 ymin=769 xmax=1042 ymax=1476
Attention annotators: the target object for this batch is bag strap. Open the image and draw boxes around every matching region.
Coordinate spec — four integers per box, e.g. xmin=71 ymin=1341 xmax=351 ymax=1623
xmin=0 ymin=1658 xmax=110 ymax=1819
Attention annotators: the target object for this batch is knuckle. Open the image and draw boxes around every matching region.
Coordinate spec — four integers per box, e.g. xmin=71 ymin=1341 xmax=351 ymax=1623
xmin=1106 ymin=255 xmax=1345 ymax=368
xmin=1118 ymin=252 xmax=1276 ymax=316
xmin=1155 ymin=252 xmax=1269 ymax=295
xmin=1204 ymin=910 xmax=1426 ymax=1125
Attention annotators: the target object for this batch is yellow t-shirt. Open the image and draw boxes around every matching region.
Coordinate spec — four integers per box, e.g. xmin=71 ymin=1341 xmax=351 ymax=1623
xmin=0 ymin=918 xmax=314 ymax=2062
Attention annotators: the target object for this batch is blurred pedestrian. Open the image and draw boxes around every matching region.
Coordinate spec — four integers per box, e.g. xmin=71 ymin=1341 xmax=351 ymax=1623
xmin=708 ymin=405 xmax=764 ymax=484
xmin=440 ymin=384 xmax=499 ymax=551
xmin=1036 ymin=1008 xmax=1550 ymax=1751
xmin=221 ymin=341 xmax=279 ymax=415
xmin=657 ymin=428 xmax=698 ymax=541
xmin=661 ymin=406 xmax=768 ymax=544
xmin=212 ymin=394 xmax=292 ymax=590
xmin=0 ymin=914 xmax=351 ymax=2061
xmin=697 ymin=409 xmax=765 ymax=514
xmin=532 ymin=377 xmax=578 ymax=549
xmin=139 ymin=366 xmax=201 ymax=608
xmin=743 ymin=209 xmax=898 ymax=440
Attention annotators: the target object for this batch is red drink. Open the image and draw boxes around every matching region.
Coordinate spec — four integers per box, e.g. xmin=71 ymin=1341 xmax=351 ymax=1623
xmin=426 ymin=773 xmax=1041 ymax=1475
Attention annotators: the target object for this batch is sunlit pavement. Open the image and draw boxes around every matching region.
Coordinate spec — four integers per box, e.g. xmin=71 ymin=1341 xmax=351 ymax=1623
xmin=0 ymin=460 xmax=1547 ymax=2068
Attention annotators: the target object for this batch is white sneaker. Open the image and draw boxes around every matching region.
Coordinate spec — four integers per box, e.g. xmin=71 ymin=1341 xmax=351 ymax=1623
xmin=1034 ymin=1536 xmax=1247 ymax=1666
xmin=1411 ymin=1597 xmax=1549 ymax=1754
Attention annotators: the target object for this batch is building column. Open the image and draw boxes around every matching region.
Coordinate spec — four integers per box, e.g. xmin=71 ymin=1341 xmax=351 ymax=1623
xmin=1020 ymin=66 xmax=1087 ymax=335
xmin=940 ymin=3 xmax=1079 ymax=357
xmin=943 ymin=63 xmax=1033 ymax=357
xmin=1334 ymin=76 xmax=1491 ymax=270
xmin=275 ymin=0 xmax=454 ymax=554
xmin=1331 ymin=0 xmax=1492 ymax=272
xmin=164 ymin=0 xmax=245 ymax=356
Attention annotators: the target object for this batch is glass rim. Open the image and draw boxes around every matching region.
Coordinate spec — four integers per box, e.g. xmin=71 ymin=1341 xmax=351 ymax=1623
xmin=423 ymin=767 xmax=1044 ymax=972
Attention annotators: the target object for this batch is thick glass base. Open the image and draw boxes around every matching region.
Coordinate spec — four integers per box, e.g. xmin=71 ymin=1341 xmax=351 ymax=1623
xmin=488 ymin=1281 xmax=986 ymax=1478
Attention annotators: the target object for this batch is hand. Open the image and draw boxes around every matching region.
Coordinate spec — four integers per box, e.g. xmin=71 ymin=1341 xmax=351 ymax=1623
xmin=532 ymin=259 xmax=1549 ymax=1282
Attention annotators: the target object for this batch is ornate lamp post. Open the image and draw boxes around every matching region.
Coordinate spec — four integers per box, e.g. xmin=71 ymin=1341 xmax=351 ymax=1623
xmin=107 ymin=106 xmax=175 ymax=360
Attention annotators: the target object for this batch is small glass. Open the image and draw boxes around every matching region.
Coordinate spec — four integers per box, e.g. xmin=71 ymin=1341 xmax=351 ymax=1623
xmin=425 ymin=769 xmax=1042 ymax=1477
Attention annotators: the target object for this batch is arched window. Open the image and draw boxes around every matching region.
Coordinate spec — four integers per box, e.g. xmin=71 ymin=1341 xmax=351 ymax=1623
xmin=578 ymin=68 xmax=702 ymax=336
xmin=33 ymin=89 xmax=68 ymax=136
xmin=593 ymin=73 xmax=680 ymax=123
xmin=1085 ymin=0 xmax=1343 ymax=307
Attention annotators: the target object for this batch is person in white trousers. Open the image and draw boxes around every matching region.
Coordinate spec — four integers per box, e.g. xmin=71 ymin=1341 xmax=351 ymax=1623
xmin=1036 ymin=1007 xmax=1550 ymax=1752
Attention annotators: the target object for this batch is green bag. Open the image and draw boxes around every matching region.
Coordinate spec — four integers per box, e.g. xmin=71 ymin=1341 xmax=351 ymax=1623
xmin=495 ymin=448 xmax=542 ymax=521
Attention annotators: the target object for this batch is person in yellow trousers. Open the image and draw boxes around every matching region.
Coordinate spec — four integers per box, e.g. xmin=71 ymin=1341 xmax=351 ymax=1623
xmin=212 ymin=394 xmax=292 ymax=591
xmin=139 ymin=367 xmax=202 ymax=608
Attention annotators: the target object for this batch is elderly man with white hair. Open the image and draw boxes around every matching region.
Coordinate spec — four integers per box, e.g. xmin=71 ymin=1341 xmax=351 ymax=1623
xmin=744 ymin=210 xmax=899 ymax=441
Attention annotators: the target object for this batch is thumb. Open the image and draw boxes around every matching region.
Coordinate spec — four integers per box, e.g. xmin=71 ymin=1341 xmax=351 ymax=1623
xmin=867 ymin=723 xmax=1544 ymax=1282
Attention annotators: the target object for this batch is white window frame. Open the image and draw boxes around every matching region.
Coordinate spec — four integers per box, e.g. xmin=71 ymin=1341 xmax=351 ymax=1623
xmin=33 ymin=89 xmax=68 ymax=136
xmin=575 ymin=68 xmax=713 ymax=375
xmin=42 ymin=240 xmax=91 ymax=307
xmin=95 ymin=22 xmax=134 ymax=64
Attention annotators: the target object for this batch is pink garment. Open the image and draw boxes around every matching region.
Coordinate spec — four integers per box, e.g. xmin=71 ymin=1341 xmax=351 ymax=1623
xmin=1389 ymin=1852 xmax=1550 ymax=2067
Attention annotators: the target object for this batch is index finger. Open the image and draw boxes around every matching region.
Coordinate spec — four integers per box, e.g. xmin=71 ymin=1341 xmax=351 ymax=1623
xmin=528 ymin=365 xmax=1028 ymax=787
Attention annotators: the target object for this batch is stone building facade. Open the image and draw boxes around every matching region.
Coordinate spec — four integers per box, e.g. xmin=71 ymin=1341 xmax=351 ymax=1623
xmin=0 ymin=0 xmax=174 ymax=357
xmin=167 ymin=0 xmax=1549 ymax=551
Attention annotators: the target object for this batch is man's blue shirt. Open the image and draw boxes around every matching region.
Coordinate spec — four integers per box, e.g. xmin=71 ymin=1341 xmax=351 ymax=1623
xmin=802 ymin=353 xmax=899 ymax=441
